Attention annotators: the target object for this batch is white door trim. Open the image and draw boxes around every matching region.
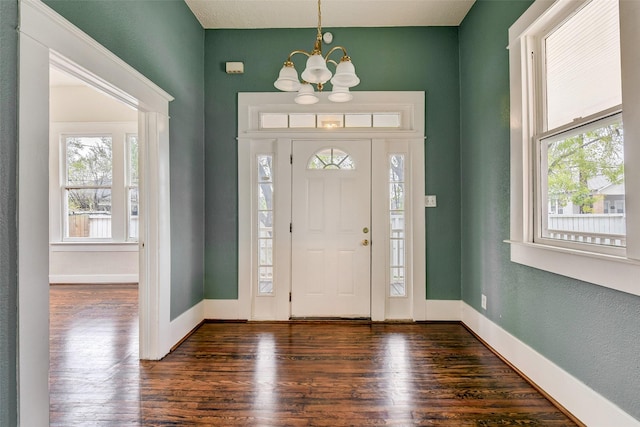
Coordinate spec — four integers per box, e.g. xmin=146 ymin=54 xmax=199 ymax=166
xmin=18 ymin=1 xmax=173 ymax=424
xmin=237 ymin=92 xmax=425 ymax=322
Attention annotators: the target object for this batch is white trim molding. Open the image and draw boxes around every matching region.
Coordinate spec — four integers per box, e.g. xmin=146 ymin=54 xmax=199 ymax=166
xmin=462 ymin=303 xmax=640 ymax=427
xmin=21 ymin=0 xmax=173 ymax=113
xmin=425 ymin=300 xmax=462 ymax=321
xmin=204 ymin=299 xmax=242 ymax=320
xmin=170 ymin=301 xmax=204 ymax=349
xmin=18 ymin=1 xmax=174 ymax=424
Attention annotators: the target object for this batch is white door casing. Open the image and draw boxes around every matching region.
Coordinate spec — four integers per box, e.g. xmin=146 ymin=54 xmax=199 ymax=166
xmin=291 ymin=140 xmax=372 ymax=318
xmin=19 ymin=1 xmax=173 ymax=425
xmin=238 ymin=92 xmax=426 ymax=322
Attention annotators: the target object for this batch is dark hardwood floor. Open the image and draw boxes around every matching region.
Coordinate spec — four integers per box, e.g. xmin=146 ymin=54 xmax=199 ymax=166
xmin=50 ymin=284 xmax=579 ymax=426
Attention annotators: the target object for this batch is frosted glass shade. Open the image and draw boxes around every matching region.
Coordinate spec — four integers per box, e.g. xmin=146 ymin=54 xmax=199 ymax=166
xmin=274 ymin=64 xmax=302 ymax=92
xmin=328 ymin=85 xmax=352 ymax=102
xmin=330 ymin=59 xmax=360 ymax=88
xmin=301 ymin=53 xmax=332 ymax=84
xmin=295 ymin=83 xmax=319 ymax=105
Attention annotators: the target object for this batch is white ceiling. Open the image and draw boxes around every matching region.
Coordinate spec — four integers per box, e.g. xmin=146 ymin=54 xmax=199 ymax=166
xmin=184 ymin=0 xmax=476 ymax=29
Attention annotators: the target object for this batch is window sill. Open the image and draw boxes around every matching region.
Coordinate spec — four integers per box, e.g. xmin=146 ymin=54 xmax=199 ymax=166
xmin=506 ymin=240 xmax=640 ymax=297
xmin=50 ymin=242 xmax=139 ymax=252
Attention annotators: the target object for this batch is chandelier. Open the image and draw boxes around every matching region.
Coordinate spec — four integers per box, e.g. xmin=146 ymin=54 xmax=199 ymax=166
xmin=273 ymin=0 xmax=360 ymax=104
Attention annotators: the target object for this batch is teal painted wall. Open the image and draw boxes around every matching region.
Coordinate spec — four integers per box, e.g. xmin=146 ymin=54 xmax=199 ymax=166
xmin=44 ymin=0 xmax=206 ymax=319
xmin=0 ymin=1 xmax=18 ymax=424
xmin=459 ymin=0 xmax=640 ymax=420
xmin=204 ymin=27 xmax=461 ymax=300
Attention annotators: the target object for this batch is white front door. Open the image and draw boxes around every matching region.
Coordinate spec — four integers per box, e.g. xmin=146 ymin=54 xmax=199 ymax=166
xmin=291 ymin=139 xmax=372 ymax=318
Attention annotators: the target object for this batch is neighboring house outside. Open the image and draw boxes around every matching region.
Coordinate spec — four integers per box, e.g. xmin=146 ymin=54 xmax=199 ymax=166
xmin=548 ymin=175 xmax=626 ymax=241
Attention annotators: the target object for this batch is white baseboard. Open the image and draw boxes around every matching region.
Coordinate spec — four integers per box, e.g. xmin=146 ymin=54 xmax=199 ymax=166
xmin=461 ymin=303 xmax=639 ymax=427
xmin=49 ymin=274 xmax=138 ymax=283
xmin=170 ymin=300 xmax=204 ymax=349
xmin=426 ymin=299 xmax=462 ymax=321
xmin=203 ymin=299 xmax=243 ymax=320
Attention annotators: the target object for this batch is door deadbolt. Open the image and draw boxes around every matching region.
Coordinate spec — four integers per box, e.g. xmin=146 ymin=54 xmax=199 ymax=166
xmin=363 ymin=227 xmax=369 ymax=234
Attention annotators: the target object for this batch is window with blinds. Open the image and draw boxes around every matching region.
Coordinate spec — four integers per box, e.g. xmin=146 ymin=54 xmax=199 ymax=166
xmin=537 ymin=0 xmax=625 ymax=252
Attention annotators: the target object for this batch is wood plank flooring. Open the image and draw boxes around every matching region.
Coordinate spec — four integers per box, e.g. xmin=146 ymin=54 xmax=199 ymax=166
xmin=50 ymin=284 xmax=579 ymax=426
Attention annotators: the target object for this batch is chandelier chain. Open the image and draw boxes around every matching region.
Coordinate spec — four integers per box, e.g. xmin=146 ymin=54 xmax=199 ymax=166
xmin=317 ymin=0 xmax=322 ymax=39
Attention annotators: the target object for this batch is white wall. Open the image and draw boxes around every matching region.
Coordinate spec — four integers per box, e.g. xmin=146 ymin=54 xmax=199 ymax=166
xmin=49 ymin=82 xmax=139 ymax=284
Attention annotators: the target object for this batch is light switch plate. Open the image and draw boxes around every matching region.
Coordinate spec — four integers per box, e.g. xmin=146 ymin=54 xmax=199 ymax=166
xmin=425 ymin=195 xmax=437 ymax=208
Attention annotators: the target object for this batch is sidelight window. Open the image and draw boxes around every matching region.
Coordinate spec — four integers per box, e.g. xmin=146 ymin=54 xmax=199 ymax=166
xmin=257 ymin=154 xmax=274 ymax=294
xmin=389 ymin=154 xmax=406 ymax=297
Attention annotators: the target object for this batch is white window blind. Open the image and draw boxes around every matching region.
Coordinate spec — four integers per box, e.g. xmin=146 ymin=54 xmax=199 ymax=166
xmin=545 ymin=0 xmax=621 ymax=130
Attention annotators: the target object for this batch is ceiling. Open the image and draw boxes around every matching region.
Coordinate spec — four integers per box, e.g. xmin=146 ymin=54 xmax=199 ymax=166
xmin=184 ymin=0 xmax=476 ymax=29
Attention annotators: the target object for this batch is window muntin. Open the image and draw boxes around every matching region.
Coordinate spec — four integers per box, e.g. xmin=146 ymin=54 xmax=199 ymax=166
xmin=389 ymin=154 xmax=406 ymax=297
xmin=307 ymin=148 xmax=355 ymax=170
xmin=64 ymin=136 xmax=113 ymax=239
xmin=257 ymin=154 xmax=274 ymax=295
xmin=535 ymin=0 xmax=625 ymax=253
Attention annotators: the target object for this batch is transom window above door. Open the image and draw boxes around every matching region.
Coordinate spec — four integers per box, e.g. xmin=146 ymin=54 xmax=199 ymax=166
xmin=260 ymin=112 xmax=402 ymax=129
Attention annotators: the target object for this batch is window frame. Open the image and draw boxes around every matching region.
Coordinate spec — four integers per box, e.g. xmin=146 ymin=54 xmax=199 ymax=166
xmin=125 ymin=133 xmax=139 ymax=242
xmin=50 ymin=122 xmax=138 ymax=244
xmin=508 ymin=0 xmax=640 ymax=297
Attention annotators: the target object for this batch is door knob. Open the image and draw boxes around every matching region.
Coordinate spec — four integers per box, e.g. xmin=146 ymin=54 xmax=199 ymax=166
xmin=362 ymin=239 xmax=369 ymax=246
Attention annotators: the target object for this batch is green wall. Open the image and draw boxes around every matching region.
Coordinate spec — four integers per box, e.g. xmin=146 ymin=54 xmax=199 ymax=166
xmin=204 ymin=27 xmax=462 ymax=300
xmin=44 ymin=0 xmax=206 ymax=319
xmin=0 ymin=1 xmax=18 ymax=424
xmin=459 ymin=0 xmax=640 ymax=420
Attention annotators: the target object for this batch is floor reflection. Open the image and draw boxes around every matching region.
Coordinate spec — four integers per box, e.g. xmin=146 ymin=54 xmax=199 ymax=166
xmin=253 ymin=333 xmax=277 ymax=416
xmin=383 ymin=333 xmax=413 ymax=419
xmin=49 ymin=284 xmax=139 ymax=426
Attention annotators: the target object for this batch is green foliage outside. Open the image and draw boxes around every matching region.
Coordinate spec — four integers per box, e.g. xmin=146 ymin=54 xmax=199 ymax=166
xmin=66 ymin=136 xmax=112 ymax=212
xmin=546 ymin=120 xmax=624 ymax=214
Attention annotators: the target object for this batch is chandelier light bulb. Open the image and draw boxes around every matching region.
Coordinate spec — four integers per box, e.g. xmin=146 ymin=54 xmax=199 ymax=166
xmin=295 ymin=83 xmax=319 ymax=105
xmin=274 ymin=63 xmax=302 ymax=92
xmin=330 ymin=58 xmax=360 ymax=88
xmin=328 ymin=85 xmax=353 ymax=103
xmin=301 ymin=53 xmax=332 ymax=84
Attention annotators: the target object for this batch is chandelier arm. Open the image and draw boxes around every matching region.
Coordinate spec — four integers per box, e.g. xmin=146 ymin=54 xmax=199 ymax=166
xmin=286 ymin=50 xmax=312 ymax=62
xmin=324 ymin=46 xmax=349 ymax=62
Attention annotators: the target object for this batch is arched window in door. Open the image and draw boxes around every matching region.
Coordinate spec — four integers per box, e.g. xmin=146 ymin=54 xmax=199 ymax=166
xmin=307 ymin=148 xmax=355 ymax=170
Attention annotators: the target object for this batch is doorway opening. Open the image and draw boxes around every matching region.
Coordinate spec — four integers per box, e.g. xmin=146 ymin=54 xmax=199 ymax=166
xmin=48 ymin=65 xmax=141 ymax=421
xmin=18 ymin=2 xmax=174 ymax=424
